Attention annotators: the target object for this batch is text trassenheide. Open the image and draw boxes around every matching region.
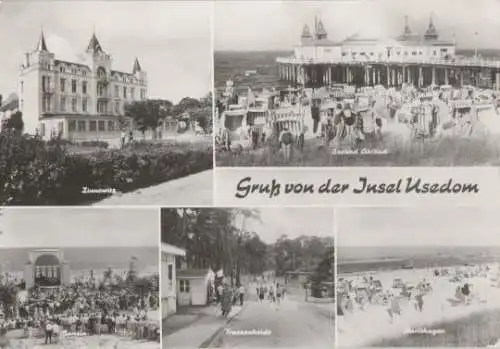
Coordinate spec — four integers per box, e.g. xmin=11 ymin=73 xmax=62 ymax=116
xmin=235 ymin=176 xmax=479 ymax=199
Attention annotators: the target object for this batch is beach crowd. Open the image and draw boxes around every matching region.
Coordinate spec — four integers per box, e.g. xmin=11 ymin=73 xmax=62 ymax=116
xmin=0 ymin=273 xmax=160 ymax=345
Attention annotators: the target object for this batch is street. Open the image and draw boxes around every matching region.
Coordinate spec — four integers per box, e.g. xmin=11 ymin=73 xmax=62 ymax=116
xmin=213 ymin=292 xmax=335 ymax=348
xmin=94 ymin=170 xmax=213 ymax=206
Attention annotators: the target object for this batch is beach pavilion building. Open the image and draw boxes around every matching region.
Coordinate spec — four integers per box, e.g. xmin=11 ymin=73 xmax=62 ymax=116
xmin=277 ymin=16 xmax=500 ymax=89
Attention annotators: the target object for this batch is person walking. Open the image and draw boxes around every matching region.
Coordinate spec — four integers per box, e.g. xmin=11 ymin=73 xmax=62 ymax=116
xmin=238 ymin=284 xmax=245 ymax=306
xmin=45 ymin=320 xmax=53 ymax=344
xmin=276 ymin=284 xmax=282 ymax=305
xmin=279 ymin=127 xmax=294 ymax=162
xmin=259 ymin=286 xmax=265 ymax=303
xmin=221 ymin=283 xmax=232 ymax=318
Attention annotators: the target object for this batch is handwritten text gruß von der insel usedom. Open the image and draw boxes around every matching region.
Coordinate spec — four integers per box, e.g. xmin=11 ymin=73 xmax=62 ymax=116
xmin=235 ymin=176 xmax=479 ymax=199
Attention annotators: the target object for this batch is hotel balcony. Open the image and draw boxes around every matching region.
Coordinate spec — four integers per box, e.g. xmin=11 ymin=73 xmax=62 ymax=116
xmin=97 ymin=92 xmax=111 ymax=100
xmin=42 ymin=86 xmax=55 ymax=94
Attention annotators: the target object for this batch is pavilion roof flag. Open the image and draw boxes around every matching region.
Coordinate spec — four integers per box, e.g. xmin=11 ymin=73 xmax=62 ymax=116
xmin=403 ymin=16 xmax=412 ymax=36
xmin=35 ymin=30 xmax=49 ymax=52
xmin=86 ymin=32 xmax=104 ymax=54
xmin=132 ymin=57 xmax=142 ymax=74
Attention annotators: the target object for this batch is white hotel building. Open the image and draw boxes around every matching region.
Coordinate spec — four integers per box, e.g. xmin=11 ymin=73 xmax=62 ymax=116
xmin=19 ymin=31 xmax=148 ymax=141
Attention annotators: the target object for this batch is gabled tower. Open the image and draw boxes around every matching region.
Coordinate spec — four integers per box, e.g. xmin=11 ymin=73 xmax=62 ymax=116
xmin=132 ymin=57 xmax=147 ymax=85
xmin=315 ymin=18 xmax=328 ymax=40
xmin=301 ymin=24 xmax=313 ymax=43
xmin=424 ymin=14 xmax=439 ymax=41
xmin=83 ymin=31 xmax=113 ymax=77
xmin=24 ymin=30 xmax=54 ymax=69
xmin=20 ymin=29 xmax=56 ymax=135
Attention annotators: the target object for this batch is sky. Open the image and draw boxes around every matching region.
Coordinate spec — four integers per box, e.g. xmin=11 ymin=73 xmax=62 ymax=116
xmin=0 ymin=208 xmax=159 ymax=248
xmin=214 ymin=0 xmax=500 ymax=51
xmin=337 ymin=207 xmax=500 ymax=247
xmin=235 ymin=208 xmax=334 ymax=244
xmin=0 ymin=1 xmax=212 ymax=103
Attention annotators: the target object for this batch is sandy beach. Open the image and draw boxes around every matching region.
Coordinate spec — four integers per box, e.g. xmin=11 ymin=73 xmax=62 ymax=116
xmin=338 ymin=265 xmax=500 ymax=347
xmin=6 ymin=335 xmax=160 ymax=349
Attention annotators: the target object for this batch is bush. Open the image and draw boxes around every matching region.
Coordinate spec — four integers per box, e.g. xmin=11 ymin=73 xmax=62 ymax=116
xmin=80 ymin=140 xmax=109 ymax=149
xmin=0 ymin=133 xmax=213 ymax=205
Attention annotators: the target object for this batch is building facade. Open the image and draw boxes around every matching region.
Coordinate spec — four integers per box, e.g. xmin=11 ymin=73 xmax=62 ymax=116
xmin=24 ymin=249 xmax=71 ymax=290
xmin=278 ymin=16 xmax=500 ymax=89
xmin=19 ymin=31 xmax=148 ymax=141
xmin=162 ymin=243 xmax=186 ymax=319
xmin=176 ymin=268 xmax=214 ymax=306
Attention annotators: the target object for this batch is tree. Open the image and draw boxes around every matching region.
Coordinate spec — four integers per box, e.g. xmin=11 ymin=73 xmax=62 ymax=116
xmin=309 ymin=246 xmax=335 ymax=298
xmin=172 ymin=97 xmax=203 ymax=116
xmin=5 ymin=111 xmax=23 ymax=134
xmin=0 ymin=283 xmax=18 ymax=317
xmin=124 ymin=99 xmax=169 ymax=138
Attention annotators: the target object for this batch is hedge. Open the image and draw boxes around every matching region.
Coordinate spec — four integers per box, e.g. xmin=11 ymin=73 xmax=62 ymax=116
xmin=0 ymin=134 xmax=213 ymax=205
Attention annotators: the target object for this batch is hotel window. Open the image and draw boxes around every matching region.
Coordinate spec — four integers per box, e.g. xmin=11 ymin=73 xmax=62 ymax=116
xmin=98 ymin=120 xmax=105 ymax=131
xmin=179 ymin=280 xmax=190 ymax=293
xmin=115 ymin=101 xmax=120 ymax=114
xmin=82 ymin=98 xmax=88 ymax=112
xmin=77 ymin=120 xmax=86 ymax=131
xmin=60 ymin=67 xmax=65 ymax=73
xmin=71 ymin=98 xmax=77 ymax=112
xmin=131 ymin=88 xmax=135 ymax=100
xmin=89 ymin=120 xmax=97 ymax=131
xmin=82 ymin=71 xmax=87 ymax=77
xmin=115 ymin=86 xmax=119 ymax=97
xmin=419 ymin=51 xmax=423 ymax=55
xmin=42 ymin=76 xmax=47 ymax=92
xmin=71 ymin=80 xmax=77 ymax=93
xmin=82 ymin=81 xmax=87 ymax=94
xmin=72 ymin=69 xmax=77 ymax=75
xmin=61 ymin=96 xmax=66 ymax=111
xmin=60 ymin=78 xmax=65 ymax=92
xmin=98 ymin=101 xmax=107 ymax=113
xmin=58 ymin=121 xmax=64 ymax=135
xmin=123 ymin=87 xmax=127 ymax=99
xmin=42 ymin=96 xmax=48 ymax=112
xmin=342 ymin=52 xmax=347 ymax=56
xmin=141 ymin=89 xmax=146 ymax=100
xmin=98 ymin=84 xmax=106 ymax=97
xmin=168 ymin=264 xmax=173 ymax=281
xmin=40 ymin=123 xmax=46 ymax=137
xmin=412 ymin=51 xmax=417 ymax=56
xmin=68 ymin=120 xmax=76 ymax=132
xmin=20 ymin=81 xmax=24 ymax=94
xmin=108 ymin=120 xmax=115 ymax=131
xmin=433 ymin=50 xmax=437 ymax=56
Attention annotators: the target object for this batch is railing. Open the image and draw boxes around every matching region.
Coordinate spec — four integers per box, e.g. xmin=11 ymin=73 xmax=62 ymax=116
xmin=42 ymin=86 xmax=55 ymax=94
xmin=276 ymin=56 xmax=500 ymax=69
